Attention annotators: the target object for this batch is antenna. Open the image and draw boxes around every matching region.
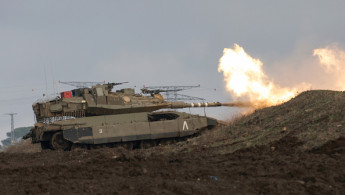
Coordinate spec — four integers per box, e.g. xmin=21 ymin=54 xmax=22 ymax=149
xmin=59 ymin=81 xmax=106 ymax=88
xmin=141 ymin=85 xmax=205 ymax=101
xmin=54 ymin=77 xmax=59 ymax=95
xmin=44 ymin=66 xmax=48 ymax=95
xmin=4 ymin=113 xmax=18 ymax=144
xmin=59 ymin=81 xmax=128 ymax=89
xmin=51 ymin=65 xmax=59 ymax=95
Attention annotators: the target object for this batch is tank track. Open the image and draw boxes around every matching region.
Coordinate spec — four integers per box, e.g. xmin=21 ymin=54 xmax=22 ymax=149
xmin=41 ymin=129 xmax=208 ymax=151
xmin=68 ymin=136 xmax=193 ymax=151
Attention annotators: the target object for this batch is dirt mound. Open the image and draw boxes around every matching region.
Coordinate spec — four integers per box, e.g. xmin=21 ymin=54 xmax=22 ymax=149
xmin=182 ymin=90 xmax=345 ymax=155
xmin=311 ymin=136 xmax=345 ymax=155
xmin=0 ymin=90 xmax=344 ymax=194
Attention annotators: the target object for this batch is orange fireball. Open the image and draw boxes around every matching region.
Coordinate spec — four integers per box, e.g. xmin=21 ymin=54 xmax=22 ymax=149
xmin=218 ymin=44 xmax=301 ymax=107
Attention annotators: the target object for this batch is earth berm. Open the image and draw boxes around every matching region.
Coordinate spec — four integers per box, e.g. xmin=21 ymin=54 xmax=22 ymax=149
xmin=1 ymin=90 xmax=344 ymax=194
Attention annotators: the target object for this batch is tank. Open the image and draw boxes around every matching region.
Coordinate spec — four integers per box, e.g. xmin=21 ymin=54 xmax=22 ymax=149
xmin=24 ymin=83 xmax=251 ymax=150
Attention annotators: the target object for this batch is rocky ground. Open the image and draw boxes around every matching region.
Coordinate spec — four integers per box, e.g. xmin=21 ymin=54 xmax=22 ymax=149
xmin=0 ymin=90 xmax=344 ymax=194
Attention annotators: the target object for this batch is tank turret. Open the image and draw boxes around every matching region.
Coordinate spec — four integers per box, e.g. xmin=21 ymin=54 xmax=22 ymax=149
xmin=33 ymin=83 xmax=250 ymax=123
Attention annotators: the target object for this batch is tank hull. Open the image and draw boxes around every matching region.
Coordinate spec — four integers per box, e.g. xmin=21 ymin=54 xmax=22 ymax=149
xmin=29 ymin=111 xmax=218 ymax=150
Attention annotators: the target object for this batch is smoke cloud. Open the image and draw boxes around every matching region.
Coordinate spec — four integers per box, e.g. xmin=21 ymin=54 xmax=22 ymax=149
xmin=218 ymin=43 xmax=345 ymax=108
xmin=218 ymin=44 xmax=309 ymax=107
xmin=313 ymin=44 xmax=345 ymax=90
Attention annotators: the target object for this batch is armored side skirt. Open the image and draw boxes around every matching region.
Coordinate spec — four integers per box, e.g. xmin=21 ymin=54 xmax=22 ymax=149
xmin=60 ymin=112 xmax=215 ymax=144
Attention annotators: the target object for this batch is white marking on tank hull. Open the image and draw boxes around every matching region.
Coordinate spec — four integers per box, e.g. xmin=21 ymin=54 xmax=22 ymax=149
xmin=183 ymin=121 xmax=189 ymax=130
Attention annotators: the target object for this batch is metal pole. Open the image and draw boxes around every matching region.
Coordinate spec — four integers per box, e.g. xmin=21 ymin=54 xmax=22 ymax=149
xmin=4 ymin=113 xmax=17 ymax=144
xmin=11 ymin=114 xmax=14 ymax=144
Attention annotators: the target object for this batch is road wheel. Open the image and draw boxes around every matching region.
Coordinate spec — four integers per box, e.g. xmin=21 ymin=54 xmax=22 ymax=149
xmin=140 ymin=140 xmax=154 ymax=149
xmin=50 ymin=131 xmax=71 ymax=150
xmin=40 ymin=141 xmax=51 ymax=150
xmin=123 ymin=142 xmax=133 ymax=150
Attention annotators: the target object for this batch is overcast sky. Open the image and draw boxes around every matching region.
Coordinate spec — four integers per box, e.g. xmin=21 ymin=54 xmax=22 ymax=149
xmin=0 ymin=0 xmax=344 ymax=142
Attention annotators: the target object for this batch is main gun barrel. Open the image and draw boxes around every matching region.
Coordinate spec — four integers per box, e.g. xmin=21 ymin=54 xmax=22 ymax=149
xmin=168 ymin=101 xmax=253 ymax=109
